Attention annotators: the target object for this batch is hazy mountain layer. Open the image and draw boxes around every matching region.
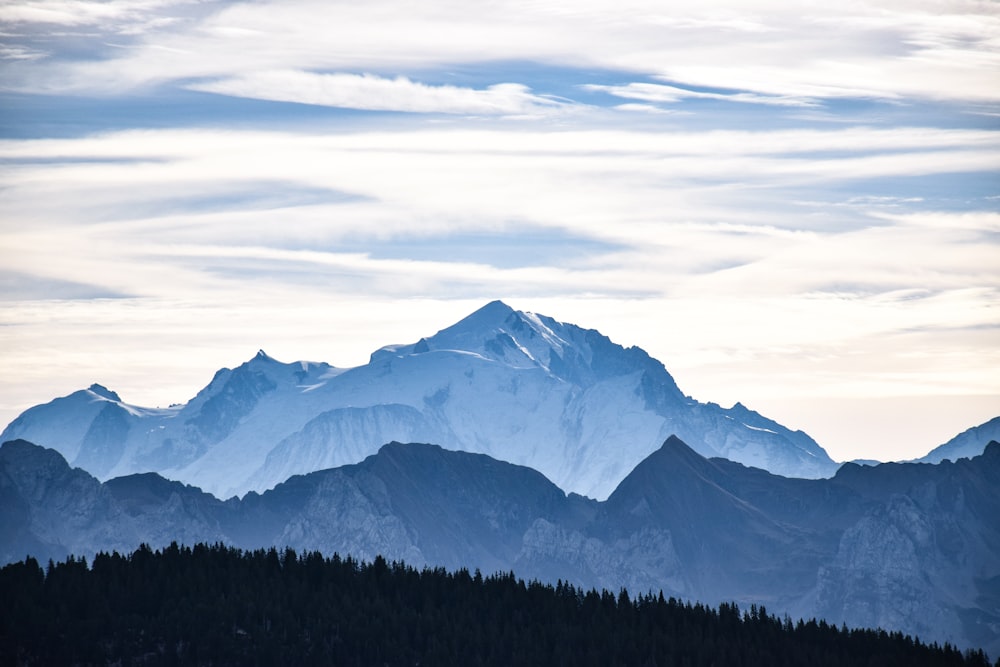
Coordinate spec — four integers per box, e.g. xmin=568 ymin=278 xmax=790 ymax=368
xmin=3 ymin=436 xmax=997 ymax=654
xmin=917 ymin=416 xmax=1000 ymax=464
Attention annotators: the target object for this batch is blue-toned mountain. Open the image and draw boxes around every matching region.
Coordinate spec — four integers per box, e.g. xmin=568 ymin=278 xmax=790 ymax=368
xmin=2 ymin=436 xmax=997 ymax=655
xmin=916 ymin=416 xmax=1000 ymax=465
xmin=1 ymin=301 xmax=836 ymax=498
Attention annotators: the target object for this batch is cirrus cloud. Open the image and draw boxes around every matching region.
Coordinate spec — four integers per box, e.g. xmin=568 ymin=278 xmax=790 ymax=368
xmin=2 ymin=0 xmax=999 ymax=106
xmin=584 ymin=82 xmax=820 ymax=108
xmin=187 ymin=70 xmax=571 ymax=116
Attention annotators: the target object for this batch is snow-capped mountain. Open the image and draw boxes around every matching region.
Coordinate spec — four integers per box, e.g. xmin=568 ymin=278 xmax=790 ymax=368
xmin=0 ymin=300 xmax=837 ymax=499
xmin=1 ymin=352 xmax=342 ymax=493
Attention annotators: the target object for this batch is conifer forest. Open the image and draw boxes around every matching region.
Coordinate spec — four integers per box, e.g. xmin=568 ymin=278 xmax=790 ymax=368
xmin=1 ymin=543 xmax=995 ymax=667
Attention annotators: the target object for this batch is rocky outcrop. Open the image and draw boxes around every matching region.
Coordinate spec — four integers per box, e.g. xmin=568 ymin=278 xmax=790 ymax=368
xmin=0 ymin=439 xmax=133 ymax=563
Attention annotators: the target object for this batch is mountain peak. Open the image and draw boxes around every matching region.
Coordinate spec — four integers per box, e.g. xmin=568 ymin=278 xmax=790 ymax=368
xmin=607 ymin=436 xmax=712 ymax=497
xmin=369 ymin=300 xmax=521 ymax=363
xmin=1 ymin=438 xmax=43 ymax=454
xmin=653 ymin=434 xmax=712 ymax=468
xmin=367 ymin=300 xmax=689 ymax=405
xmin=984 ymin=440 xmax=1000 ymax=459
xmin=253 ymin=349 xmax=275 ymax=362
xmin=0 ymin=438 xmax=72 ymax=473
xmin=479 ymin=299 xmax=514 ymax=315
xmin=387 ymin=299 xmax=553 ymax=368
xmin=87 ymin=383 xmax=121 ymax=402
xmin=661 ymin=434 xmax=693 ymax=450
xmin=449 ymin=300 xmax=516 ymax=332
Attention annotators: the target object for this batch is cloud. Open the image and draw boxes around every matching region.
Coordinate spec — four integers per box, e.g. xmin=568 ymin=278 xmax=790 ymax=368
xmin=0 ymin=46 xmax=47 ymax=61
xmin=612 ymin=103 xmax=682 ymax=115
xmin=0 ymin=270 xmax=131 ymax=300
xmin=2 ymin=124 xmax=996 ymax=302
xmin=871 ymin=210 xmax=1000 ymax=233
xmin=0 ymin=0 xmax=193 ymax=30
xmin=2 ymin=0 xmax=999 ymax=105
xmin=188 ymin=70 xmax=570 ymax=116
xmin=585 ymin=82 xmax=820 ymax=108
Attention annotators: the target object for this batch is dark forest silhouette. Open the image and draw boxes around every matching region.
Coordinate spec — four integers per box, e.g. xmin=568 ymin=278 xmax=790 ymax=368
xmin=1 ymin=542 xmax=994 ymax=667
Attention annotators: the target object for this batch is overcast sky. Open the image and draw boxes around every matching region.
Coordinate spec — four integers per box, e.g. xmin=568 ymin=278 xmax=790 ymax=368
xmin=1 ymin=0 xmax=998 ymax=462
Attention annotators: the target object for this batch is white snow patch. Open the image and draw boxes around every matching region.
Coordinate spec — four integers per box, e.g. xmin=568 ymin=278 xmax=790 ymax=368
xmin=742 ymin=423 xmax=778 ymax=434
xmin=523 ymin=312 xmax=569 ymax=352
xmin=427 ymin=349 xmax=492 ymax=362
xmin=509 ymin=335 xmax=538 ymax=364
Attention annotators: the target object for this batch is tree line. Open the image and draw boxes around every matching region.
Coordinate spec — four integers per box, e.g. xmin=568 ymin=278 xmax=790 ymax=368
xmin=0 ymin=542 xmax=994 ymax=666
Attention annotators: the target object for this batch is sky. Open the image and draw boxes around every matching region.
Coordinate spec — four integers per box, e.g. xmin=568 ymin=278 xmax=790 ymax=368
xmin=1 ymin=0 xmax=998 ymax=463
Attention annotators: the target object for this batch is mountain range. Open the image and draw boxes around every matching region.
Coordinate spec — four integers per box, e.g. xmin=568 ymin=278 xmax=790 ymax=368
xmin=4 ymin=301 xmax=999 ymax=655
xmin=1 ymin=300 xmax=840 ymax=500
xmin=2 ymin=436 xmax=998 ymax=655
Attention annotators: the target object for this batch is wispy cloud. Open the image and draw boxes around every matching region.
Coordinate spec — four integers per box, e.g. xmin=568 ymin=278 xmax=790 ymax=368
xmin=2 ymin=124 xmax=996 ymax=301
xmin=870 ymin=210 xmax=1000 ymax=233
xmin=0 ymin=45 xmax=47 ymax=61
xmin=585 ymin=82 xmax=820 ymax=108
xmin=0 ymin=0 xmax=183 ymax=26
xmin=3 ymin=0 xmax=999 ymax=104
xmin=188 ymin=70 xmax=570 ymax=116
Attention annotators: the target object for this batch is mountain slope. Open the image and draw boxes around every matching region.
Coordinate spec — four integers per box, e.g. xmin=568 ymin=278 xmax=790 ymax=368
xmin=3 ymin=301 xmax=837 ymax=499
xmin=916 ymin=416 xmax=1000 ymax=464
xmin=598 ymin=436 xmax=834 ymax=603
xmin=234 ymin=441 xmax=589 ymax=573
xmin=2 ymin=436 xmax=997 ymax=654
xmin=0 ymin=439 xmax=134 ymax=563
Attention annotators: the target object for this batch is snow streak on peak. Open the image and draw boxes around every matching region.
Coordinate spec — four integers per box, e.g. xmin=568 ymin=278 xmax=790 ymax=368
xmin=521 ymin=311 xmax=570 ymax=355
xmin=87 ymin=384 xmax=121 ymax=402
xmin=375 ymin=300 xmax=586 ymax=375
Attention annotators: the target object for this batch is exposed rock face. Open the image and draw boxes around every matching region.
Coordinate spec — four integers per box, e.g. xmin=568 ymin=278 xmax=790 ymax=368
xmin=74 ymin=403 xmax=132 ymax=478
xmin=814 ymin=495 xmax=959 ymax=646
xmin=0 ymin=301 xmax=836 ymax=500
xmin=812 ymin=445 xmax=1000 ymax=653
xmin=2 ymin=437 xmax=997 ymax=655
xmin=518 ymin=520 xmax=687 ymax=597
xmin=0 ymin=439 xmax=132 ymax=563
